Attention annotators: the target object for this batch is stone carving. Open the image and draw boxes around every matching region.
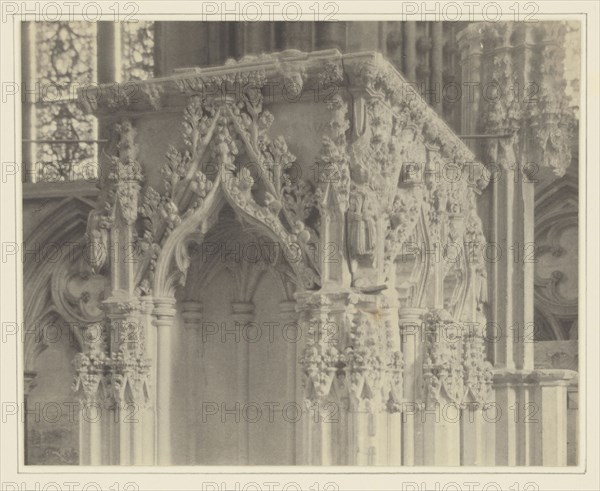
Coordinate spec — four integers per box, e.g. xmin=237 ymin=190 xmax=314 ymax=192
xmin=534 ymin=178 xmax=578 ymax=340
xmin=340 ymin=56 xmax=485 ymax=293
xmin=385 ymin=187 xmax=422 ymax=277
xmin=73 ymin=346 xmax=151 ymax=406
xmin=464 ymin=197 xmax=488 ymax=279
xmin=343 ymin=310 xmax=403 ymax=412
xmin=72 ymin=348 xmax=109 ymax=402
xmin=108 ymin=91 xmax=322 ymax=296
xmin=344 ymin=310 xmax=386 ymax=403
xmin=462 ymin=321 xmax=494 ymax=404
xmin=479 ymin=22 xmax=577 ymax=177
xmin=80 ymin=49 xmax=494 ymax=426
xmin=422 ymin=309 xmax=465 ymax=405
xmin=299 ymin=291 xmax=402 ymax=413
xmin=347 ymin=96 xmax=397 ymax=265
xmin=72 ymin=321 xmax=109 ymax=402
xmin=529 ymin=24 xmax=577 ymax=177
xmin=51 ymin=267 xmax=107 ymax=323
xmin=348 ymin=192 xmax=376 ymax=257
xmin=281 ymin=179 xmax=319 ymax=245
xmin=346 ymin=53 xmax=475 ymax=165
xmin=76 ymin=128 xmax=154 ymax=407
xmin=85 ymin=209 xmax=110 ymax=274
xmin=108 ymin=345 xmax=152 ymax=405
xmin=83 ymin=50 xmax=490 ymax=303
xmin=73 ymin=300 xmax=152 ymax=407
xmin=85 ymin=120 xmax=142 ymax=276
xmin=316 ymin=93 xmax=351 ymax=213
xmin=534 ymin=340 xmax=578 ymax=371
xmin=299 ymin=310 xmax=343 ymax=400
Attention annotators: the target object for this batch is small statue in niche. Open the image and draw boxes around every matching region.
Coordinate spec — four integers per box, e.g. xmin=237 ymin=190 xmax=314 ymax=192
xmin=85 ymin=209 xmax=110 ymax=273
xmin=348 ymin=191 xmax=377 ymax=258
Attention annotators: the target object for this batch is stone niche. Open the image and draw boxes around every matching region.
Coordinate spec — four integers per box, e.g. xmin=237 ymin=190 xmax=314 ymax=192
xmin=79 ymin=49 xmax=494 ymax=466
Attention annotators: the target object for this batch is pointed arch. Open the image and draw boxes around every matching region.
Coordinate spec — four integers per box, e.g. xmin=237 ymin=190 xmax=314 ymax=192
xmin=152 ymin=174 xmax=226 ymax=298
xmin=24 ymin=196 xmax=95 ymax=367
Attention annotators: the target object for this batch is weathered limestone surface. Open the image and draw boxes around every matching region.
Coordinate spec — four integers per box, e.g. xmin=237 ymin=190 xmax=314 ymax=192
xmin=73 ymin=49 xmax=498 ymax=465
xmin=23 ymin=37 xmax=577 ymax=465
xmin=458 ymin=22 xmax=579 ymax=466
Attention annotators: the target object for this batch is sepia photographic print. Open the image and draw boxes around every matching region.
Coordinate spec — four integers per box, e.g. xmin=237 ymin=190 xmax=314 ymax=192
xmin=1 ymin=1 xmax=599 ymax=490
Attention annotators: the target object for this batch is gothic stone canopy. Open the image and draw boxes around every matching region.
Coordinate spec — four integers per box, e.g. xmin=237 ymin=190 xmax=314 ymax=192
xmin=81 ymin=49 xmax=487 ymax=297
xmin=78 ymin=49 xmax=491 ymax=416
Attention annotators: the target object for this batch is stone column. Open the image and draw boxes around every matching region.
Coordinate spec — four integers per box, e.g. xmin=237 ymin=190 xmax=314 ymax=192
xmin=75 ymin=120 xmax=156 ymax=465
xmin=456 ymin=271 xmax=496 ymax=466
xmin=346 ymin=23 xmax=380 ymax=52
xmin=460 ymin=401 xmax=490 ymax=465
xmin=97 ymin=22 xmax=121 ymax=84
xmin=398 ymin=307 xmax=425 ymax=465
xmin=315 ymin=23 xmax=347 ymax=50
xmin=430 ymin=22 xmax=444 ymax=114
xmin=297 ymin=291 xmax=346 ymax=466
xmin=279 ymin=299 xmax=300 ymax=463
xmin=460 ymin=317 xmax=496 ymax=466
xmin=298 ymin=291 xmax=402 ymax=465
xmin=153 ymin=296 xmax=177 ymax=465
xmin=72 ymin=321 xmax=108 ymax=466
xmin=457 ymin=24 xmax=484 ymax=155
xmin=78 ymin=399 xmax=103 ymax=466
xmin=94 ymin=296 xmax=153 ymax=466
xmin=279 ymin=23 xmax=314 ymax=51
xmin=23 ymin=371 xmax=37 ymax=464
xmin=243 ymin=23 xmax=274 ymax=55
xmin=180 ymin=300 xmax=203 ymax=464
xmin=488 ymin=128 xmax=536 ymax=466
xmin=420 ymin=310 xmax=464 ymax=466
xmin=377 ymin=295 xmax=403 ymax=466
xmin=457 ymin=21 xmax=579 ymax=466
xmin=139 ymin=298 xmax=156 ymax=465
xmin=494 ymin=367 xmax=577 ymax=466
xmin=493 ymin=370 xmax=534 ymax=465
xmin=154 ymin=22 xmax=212 ymax=76
xmin=350 ymin=294 xmax=402 ymax=466
xmin=531 ymin=370 xmax=578 ymax=465
xmin=403 ymin=22 xmax=417 ymax=83
xmin=567 ymin=385 xmax=579 ymax=465
xmin=231 ymin=301 xmax=255 ymax=465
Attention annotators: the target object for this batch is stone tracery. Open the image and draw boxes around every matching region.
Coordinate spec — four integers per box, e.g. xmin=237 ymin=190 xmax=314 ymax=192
xmin=70 ymin=49 xmax=500 ymax=465
xmin=18 ymin=18 xmax=581 ymax=468
xmin=13 ymin=21 xmax=576 ymax=464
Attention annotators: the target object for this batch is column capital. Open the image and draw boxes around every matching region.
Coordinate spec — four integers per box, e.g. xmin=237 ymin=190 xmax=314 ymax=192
xmin=180 ymin=300 xmax=203 ymax=328
xmin=153 ymin=296 xmax=177 ymax=323
xmin=529 ymin=369 xmax=579 ymax=387
xmin=103 ymin=292 xmax=143 ymax=316
xmin=493 ymin=368 xmax=578 ymax=386
xmin=231 ymin=301 xmax=255 ymax=323
xmin=279 ymin=300 xmax=297 ymax=314
xmin=458 ymin=21 xmax=578 ymax=178
xmin=398 ymin=307 xmax=427 ymax=319
xmin=493 ymin=368 xmax=535 ymax=386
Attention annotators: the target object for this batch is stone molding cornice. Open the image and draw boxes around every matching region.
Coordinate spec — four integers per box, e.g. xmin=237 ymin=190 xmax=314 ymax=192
xmin=493 ymin=368 xmax=578 ymax=387
xmin=79 ymin=49 xmax=478 ymax=169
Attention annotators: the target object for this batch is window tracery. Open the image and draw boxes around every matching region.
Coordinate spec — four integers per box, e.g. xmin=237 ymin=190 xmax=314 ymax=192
xmin=24 ymin=21 xmax=155 ymax=182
